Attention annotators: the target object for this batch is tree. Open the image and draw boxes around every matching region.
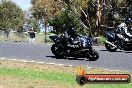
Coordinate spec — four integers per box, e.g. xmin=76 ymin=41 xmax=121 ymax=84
xmin=31 ymin=0 xmax=62 ymax=19
xmin=31 ymin=0 xmax=91 ymax=35
xmin=0 ymin=0 xmax=24 ymax=36
xmin=31 ymin=0 xmax=63 ymax=43
xmin=49 ymin=0 xmax=90 ymax=35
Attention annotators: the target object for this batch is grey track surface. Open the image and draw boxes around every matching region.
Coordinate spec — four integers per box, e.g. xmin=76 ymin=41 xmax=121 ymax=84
xmin=0 ymin=42 xmax=132 ymax=72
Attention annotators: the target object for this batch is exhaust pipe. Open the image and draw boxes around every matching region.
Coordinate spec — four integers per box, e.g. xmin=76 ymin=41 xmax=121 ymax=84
xmin=105 ymin=40 xmax=117 ymax=48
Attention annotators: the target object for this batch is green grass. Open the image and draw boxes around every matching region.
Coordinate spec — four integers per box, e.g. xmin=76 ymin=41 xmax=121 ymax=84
xmin=0 ymin=67 xmax=75 ymax=84
xmin=0 ymin=67 xmax=132 ymax=88
xmin=99 ymin=36 xmax=106 ymax=45
xmin=36 ymin=33 xmax=54 ymax=43
xmin=0 ymin=32 xmax=55 ymax=43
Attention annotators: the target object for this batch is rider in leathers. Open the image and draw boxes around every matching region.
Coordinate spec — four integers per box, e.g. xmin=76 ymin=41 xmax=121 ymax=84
xmin=116 ymin=16 xmax=132 ymax=42
xmin=64 ymin=28 xmax=80 ymax=49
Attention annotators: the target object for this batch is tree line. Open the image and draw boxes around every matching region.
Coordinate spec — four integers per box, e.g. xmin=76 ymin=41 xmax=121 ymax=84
xmin=31 ymin=0 xmax=132 ymax=36
xmin=0 ymin=0 xmax=131 ymax=38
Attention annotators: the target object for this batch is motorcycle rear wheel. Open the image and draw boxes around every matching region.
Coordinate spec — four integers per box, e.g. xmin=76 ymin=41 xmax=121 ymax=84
xmin=51 ymin=44 xmax=65 ymax=58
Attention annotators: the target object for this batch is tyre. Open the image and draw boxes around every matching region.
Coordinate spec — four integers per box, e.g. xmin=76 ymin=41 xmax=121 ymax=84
xmin=105 ymin=43 xmax=118 ymax=52
xmin=51 ymin=44 xmax=65 ymax=58
xmin=88 ymin=49 xmax=99 ymax=61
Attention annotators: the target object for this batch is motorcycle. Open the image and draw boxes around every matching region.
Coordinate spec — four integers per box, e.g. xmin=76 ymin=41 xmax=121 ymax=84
xmin=105 ymin=23 xmax=132 ymax=52
xmin=49 ymin=33 xmax=99 ymax=61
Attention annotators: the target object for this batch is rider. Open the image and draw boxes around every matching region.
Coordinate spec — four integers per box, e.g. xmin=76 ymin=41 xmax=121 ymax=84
xmin=64 ymin=27 xmax=80 ymax=48
xmin=116 ymin=14 xmax=132 ymax=41
xmin=124 ymin=15 xmax=132 ymax=37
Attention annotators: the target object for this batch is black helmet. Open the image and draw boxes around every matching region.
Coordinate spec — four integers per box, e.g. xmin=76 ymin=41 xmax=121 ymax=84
xmin=125 ymin=17 xmax=132 ymax=26
xmin=71 ymin=28 xmax=77 ymax=33
xmin=67 ymin=28 xmax=77 ymax=37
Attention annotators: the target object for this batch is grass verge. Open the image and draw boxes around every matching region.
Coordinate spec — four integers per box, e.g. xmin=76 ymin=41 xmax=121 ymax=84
xmin=0 ymin=32 xmax=54 ymax=44
xmin=0 ymin=59 xmax=132 ymax=88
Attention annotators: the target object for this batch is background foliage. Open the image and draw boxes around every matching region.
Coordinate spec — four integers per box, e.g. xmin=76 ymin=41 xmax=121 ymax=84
xmin=31 ymin=0 xmax=131 ymax=36
xmin=0 ymin=0 xmax=24 ymax=33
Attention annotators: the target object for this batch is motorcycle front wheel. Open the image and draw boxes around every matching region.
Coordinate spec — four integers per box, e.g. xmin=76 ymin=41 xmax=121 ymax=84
xmin=51 ymin=44 xmax=65 ymax=58
xmin=87 ymin=49 xmax=99 ymax=61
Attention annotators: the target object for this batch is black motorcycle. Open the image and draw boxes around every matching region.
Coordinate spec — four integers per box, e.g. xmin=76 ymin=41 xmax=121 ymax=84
xmin=105 ymin=23 xmax=132 ymax=52
xmin=49 ymin=33 xmax=99 ymax=61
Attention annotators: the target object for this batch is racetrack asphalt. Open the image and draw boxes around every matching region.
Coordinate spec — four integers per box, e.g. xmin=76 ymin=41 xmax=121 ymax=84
xmin=0 ymin=42 xmax=132 ymax=72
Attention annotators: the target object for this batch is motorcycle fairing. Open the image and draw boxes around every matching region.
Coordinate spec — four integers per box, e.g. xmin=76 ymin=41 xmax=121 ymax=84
xmin=80 ymin=37 xmax=92 ymax=48
xmin=106 ymin=32 xmax=116 ymax=41
xmin=49 ymin=35 xmax=60 ymax=43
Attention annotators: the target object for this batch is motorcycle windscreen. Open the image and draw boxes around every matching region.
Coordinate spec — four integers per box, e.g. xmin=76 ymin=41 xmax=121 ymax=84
xmin=80 ymin=37 xmax=92 ymax=48
xmin=49 ymin=35 xmax=60 ymax=43
xmin=86 ymin=37 xmax=92 ymax=46
xmin=106 ymin=32 xmax=116 ymax=40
